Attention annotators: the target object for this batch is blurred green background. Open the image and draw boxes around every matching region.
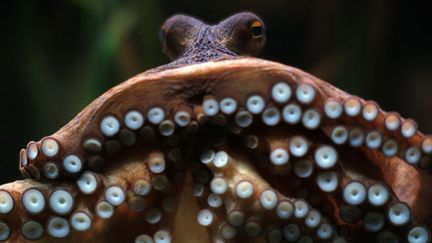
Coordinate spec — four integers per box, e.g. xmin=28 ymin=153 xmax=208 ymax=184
xmin=1 ymin=0 xmax=431 ymax=184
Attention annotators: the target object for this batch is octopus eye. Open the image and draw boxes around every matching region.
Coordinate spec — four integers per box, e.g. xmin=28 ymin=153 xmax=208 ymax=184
xmin=250 ymin=20 xmax=264 ymax=38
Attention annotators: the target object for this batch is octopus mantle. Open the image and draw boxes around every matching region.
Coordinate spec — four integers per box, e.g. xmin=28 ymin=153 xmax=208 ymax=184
xmin=1 ymin=58 xmax=432 ymax=243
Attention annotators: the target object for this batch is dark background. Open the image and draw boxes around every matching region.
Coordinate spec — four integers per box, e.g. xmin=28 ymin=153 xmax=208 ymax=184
xmin=1 ymin=0 xmax=431 ymax=184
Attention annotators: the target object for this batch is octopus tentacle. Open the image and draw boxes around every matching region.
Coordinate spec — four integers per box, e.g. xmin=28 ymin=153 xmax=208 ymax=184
xmin=1 ymin=58 xmax=431 ymax=242
xmin=2 ymin=149 xmax=186 ymax=242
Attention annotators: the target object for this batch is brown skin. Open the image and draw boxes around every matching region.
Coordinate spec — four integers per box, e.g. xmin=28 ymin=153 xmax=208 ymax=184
xmin=1 ymin=12 xmax=432 ymax=242
xmin=160 ymin=12 xmax=265 ymax=66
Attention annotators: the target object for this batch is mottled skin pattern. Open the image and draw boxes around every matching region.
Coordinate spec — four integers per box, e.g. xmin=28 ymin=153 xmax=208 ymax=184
xmin=1 ymin=12 xmax=432 ymax=243
xmin=159 ymin=13 xmax=265 ymax=68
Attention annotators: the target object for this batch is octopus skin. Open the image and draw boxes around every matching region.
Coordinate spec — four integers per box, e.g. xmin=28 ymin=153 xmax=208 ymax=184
xmin=1 ymin=13 xmax=432 ymax=243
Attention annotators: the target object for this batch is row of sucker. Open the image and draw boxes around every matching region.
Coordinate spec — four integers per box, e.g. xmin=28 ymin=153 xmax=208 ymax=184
xmin=237 ymin=125 xmax=430 ymax=242
xmin=7 ymin=73 xmax=432 ymax=243
xmin=19 ymin=79 xmax=431 ymax=179
xmin=2 ymin=151 xmax=183 ymax=242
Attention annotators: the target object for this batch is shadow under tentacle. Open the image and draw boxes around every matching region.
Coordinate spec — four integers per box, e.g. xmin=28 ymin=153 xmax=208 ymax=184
xmin=1 ymin=57 xmax=431 ymax=242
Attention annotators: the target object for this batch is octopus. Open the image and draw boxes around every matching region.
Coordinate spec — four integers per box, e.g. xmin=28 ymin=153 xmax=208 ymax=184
xmin=1 ymin=12 xmax=432 ymax=243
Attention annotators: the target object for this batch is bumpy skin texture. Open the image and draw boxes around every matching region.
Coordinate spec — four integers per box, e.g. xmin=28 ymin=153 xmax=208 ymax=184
xmin=1 ymin=12 xmax=432 ymax=243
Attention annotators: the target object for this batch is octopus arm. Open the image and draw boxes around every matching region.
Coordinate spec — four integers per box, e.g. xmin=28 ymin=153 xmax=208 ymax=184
xmin=1 ymin=58 xmax=431 ymax=242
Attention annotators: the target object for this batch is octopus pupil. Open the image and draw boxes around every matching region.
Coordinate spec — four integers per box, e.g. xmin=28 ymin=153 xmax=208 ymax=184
xmin=251 ymin=26 xmax=262 ymax=37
